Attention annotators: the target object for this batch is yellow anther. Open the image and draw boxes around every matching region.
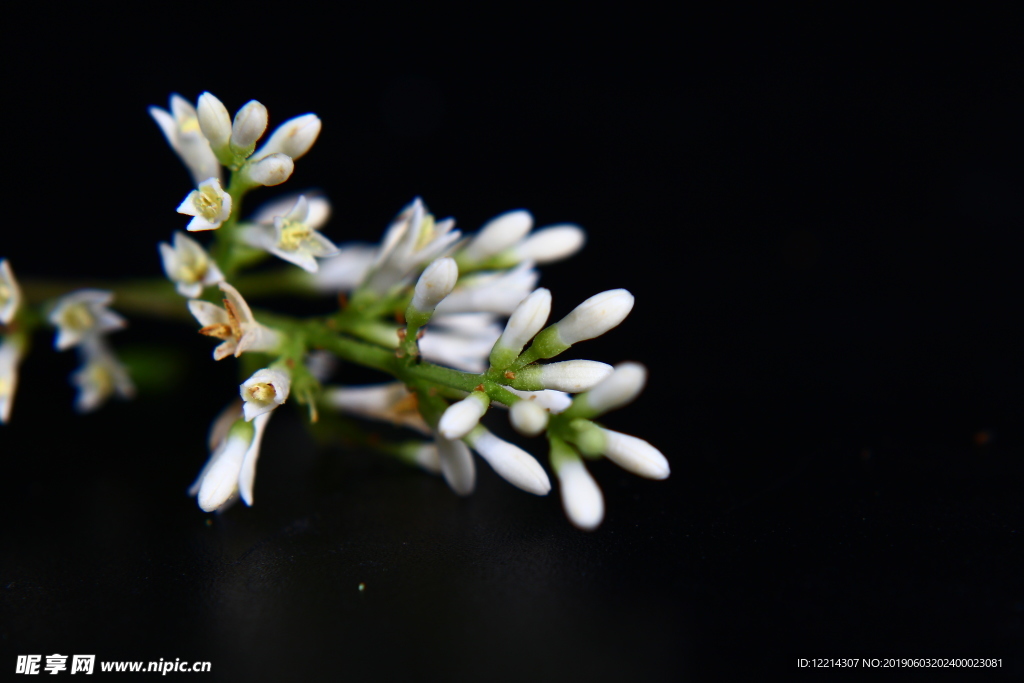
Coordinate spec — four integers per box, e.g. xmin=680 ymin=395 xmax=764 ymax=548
xmin=277 ymin=221 xmax=313 ymax=251
xmin=248 ymin=382 xmax=276 ymax=402
xmin=60 ymin=303 xmax=95 ymax=332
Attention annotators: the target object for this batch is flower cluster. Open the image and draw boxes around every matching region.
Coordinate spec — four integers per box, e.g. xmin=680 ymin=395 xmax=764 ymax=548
xmin=1 ymin=91 xmax=668 ymax=531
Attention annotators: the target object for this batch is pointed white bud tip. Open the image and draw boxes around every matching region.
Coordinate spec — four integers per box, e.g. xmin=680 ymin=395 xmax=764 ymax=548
xmin=411 ymin=257 xmax=459 ymax=313
xmin=196 ymin=419 xmax=254 ymax=512
xmin=240 ymin=367 xmax=291 ymax=421
xmin=463 ymin=210 xmax=533 ymax=262
xmin=510 ymin=399 xmax=548 ymax=437
xmin=583 ymin=362 xmax=647 ymax=415
xmin=531 ymin=360 xmax=613 ymax=393
xmin=489 ymin=287 xmax=551 ymax=369
xmin=230 ymin=100 xmax=269 ymax=151
xmin=437 ymin=435 xmax=476 ymax=496
xmin=197 ymin=92 xmax=232 ymax=149
xmin=438 ymin=392 xmax=488 ymax=440
xmin=515 ymin=225 xmax=585 ymax=264
xmin=558 ymin=458 xmax=605 ymax=531
xmin=468 ymin=429 xmax=551 ymax=495
xmin=1 ymin=258 xmax=23 ymax=325
xmin=599 ymin=428 xmax=669 ymax=479
xmin=246 ymin=153 xmax=294 ymax=187
xmin=554 ymin=289 xmax=634 ymax=346
xmin=256 ymin=113 xmax=321 ymax=161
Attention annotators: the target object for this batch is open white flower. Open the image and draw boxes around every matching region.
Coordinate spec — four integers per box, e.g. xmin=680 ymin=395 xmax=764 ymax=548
xmin=188 ymin=282 xmax=281 ymax=360
xmin=177 ymin=177 xmax=232 ymax=231
xmin=240 ymin=367 xmax=291 ymax=421
xmin=49 ymin=290 xmax=126 ymax=351
xmin=240 ymin=195 xmax=339 ymax=272
xmin=158 ymin=232 xmax=224 ymax=298
xmin=364 ymin=198 xmax=462 ymax=294
xmin=0 ymin=334 xmax=27 ymax=423
xmin=71 ymin=337 xmax=135 ymax=413
xmin=0 ymin=259 xmax=21 ymax=325
xmin=150 ymin=94 xmax=222 ymax=186
xmin=189 ymin=409 xmax=272 ymax=512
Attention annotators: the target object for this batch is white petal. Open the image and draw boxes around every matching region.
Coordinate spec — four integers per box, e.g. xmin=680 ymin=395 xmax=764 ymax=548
xmin=238 ymin=412 xmax=272 ymax=506
xmin=197 ymin=433 xmax=249 ymax=512
xmin=463 ymin=209 xmax=533 ymax=262
xmin=469 ymin=429 xmax=550 ymax=495
xmin=599 ymin=428 xmax=670 ymax=479
xmin=509 ymin=399 xmax=548 ymax=437
xmin=437 ymin=436 xmax=475 ymax=496
xmin=558 ymin=458 xmax=605 ymax=531
xmin=438 ymin=393 xmax=488 ymax=440
xmin=515 ymin=225 xmax=586 ymax=264
xmin=582 ymin=362 xmax=647 ymax=415
xmin=554 ymin=289 xmax=634 ymax=346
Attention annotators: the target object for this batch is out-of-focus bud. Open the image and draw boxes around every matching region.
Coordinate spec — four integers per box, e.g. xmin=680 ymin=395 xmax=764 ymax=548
xmin=243 ymin=153 xmax=294 ymax=187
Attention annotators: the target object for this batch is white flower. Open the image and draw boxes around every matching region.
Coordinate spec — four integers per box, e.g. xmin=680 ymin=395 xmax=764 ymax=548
xmin=188 ymin=282 xmax=281 ymax=360
xmin=364 ymin=198 xmax=462 ymax=294
xmin=598 ymin=428 xmax=670 ymax=480
xmin=240 ymin=367 xmax=291 ymax=421
xmin=311 ymin=243 xmax=378 ymax=292
xmin=465 ymin=427 xmax=551 ymax=495
xmin=229 ymin=100 xmax=269 ymax=153
xmin=410 ymin=257 xmax=458 ymax=314
xmin=460 ymin=209 xmax=533 ymax=263
xmin=253 ymin=113 xmax=321 ymax=161
xmin=189 ymin=408 xmax=272 ymax=512
xmin=577 ymin=362 xmax=647 ymax=416
xmin=71 ymin=337 xmax=134 ymax=413
xmin=438 ymin=391 xmax=489 ymax=440
xmin=240 ymin=195 xmax=339 ymax=272
xmin=323 ymin=382 xmax=429 ymax=434
xmin=556 ymin=456 xmax=604 ymax=531
xmin=436 ymin=434 xmax=475 ymax=496
xmin=509 ymin=398 xmax=548 ymax=437
xmin=149 ymin=94 xmax=222 ymax=186
xmin=0 ymin=334 xmax=26 ymax=423
xmin=419 ymin=314 xmax=503 ymax=372
xmin=49 ymin=290 xmax=126 ymax=351
xmin=488 ymin=287 xmax=551 ymax=370
xmin=433 ymin=261 xmax=538 ymax=316
xmin=158 ymin=231 xmax=224 ymax=298
xmin=553 ymin=289 xmax=634 ymax=347
xmin=177 ymin=177 xmax=232 ymax=231
xmin=459 ymin=209 xmax=585 ymax=267
xmin=518 ymin=359 xmax=614 ymax=393
xmin=0 ymin=259 xmax=22 ymax=325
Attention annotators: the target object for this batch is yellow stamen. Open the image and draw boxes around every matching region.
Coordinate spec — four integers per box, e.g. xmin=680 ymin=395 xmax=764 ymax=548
xmin=61 ymin=303 xmax=95 ymax=332
xmin=277 ymin=220 xmax=313 ymax=251
xmin=248 ymin=382 xmax=276 ymax=402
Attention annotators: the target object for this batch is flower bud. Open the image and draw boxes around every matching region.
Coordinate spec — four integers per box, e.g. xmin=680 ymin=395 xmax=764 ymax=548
xmin=517 ymin=360 xmax=613 ymax=393
xmin=240 ymin=367 xmax=291 ymax=421
xmin=467 ymin=427 xmax=551 ymax=495
xmin=255 ymin=113 xmax=321 ymax=161
xmin=196 ymin=419 xmax=254 ymax=512
xmin=514 ymin=225 xmax=585 ymax=264
xmin=556 ymin=456 xmax=604 ymax=531
xmin=554 ymin=289 xmax=634 ymax=346
xmin=230 ymin=100 xmax=269 ymax=154
xmin=489 ymin=287 xmax=551 ymax=370
xmin=244 ymin=153 xmax=294 ymax=187
xmin=578 ymin=362 xmax=647 ymax=416
xmin=462 ymin=210 xmax=533 ymax=263
xmin=197 ymin=92 xmax=232 ymax=150
xmin=1 ymin=259 xmax=22 ymax=325
xmin=410 ymin=257 xmax=458 ymax=314
xmin=437 ymin=435 xmax=475 ymax=496
xmin=599 ymin=428 xmax=669 ymax=480
xmin=438 ymin=391 xmax=489 ymax=440
xmin=510 ymin=398 xmax=548 ymax=437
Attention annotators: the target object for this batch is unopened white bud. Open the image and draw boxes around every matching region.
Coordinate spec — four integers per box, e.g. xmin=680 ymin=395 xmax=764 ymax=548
xmin=411 ymin=257 xmax=458 ymax=313
xmin=489 ymin=287 xmax=551 ymax=370
xmin=581 ymin=362 xmax=647 ymax=415
xmin=599 ymin=428 xmax=669 ymax=480
xmin=463 ymin=210 xmax=533 ymax=262
xmin=436 ymin=435 xmax=475 ymax=496
xmin=230 ymin=100 xmax=269 ymax=152
xmin=255 ymin=113 xmax=321 ymax=161
xmin=245 ymin=153 xmax=294 ymax=187
xmin=510 ymin=399 xmax=548 ymax=436
xmin=438 ymin=391 xmax=489 ymax=440
xmin=520 ymin=360 xmax=613 ymax=393
xmin=197 ymin=92 xmax=232 ymax=149
xmin=514 ymin=225 xmax=585 ymax=264
xmin=554 ymin=289 xmax=634 ymax=346
xmin=467 ymin=428 xmax=550 ymax=495
xmin=240 ymin=367 xmax=291 ymax=421
xmin=557 ymin=457 xmax=604 ymax=531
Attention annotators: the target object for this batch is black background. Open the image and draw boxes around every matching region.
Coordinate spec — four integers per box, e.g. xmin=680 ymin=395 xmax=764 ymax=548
xmin=2 ymin=7 xmax=1022 ymax=681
